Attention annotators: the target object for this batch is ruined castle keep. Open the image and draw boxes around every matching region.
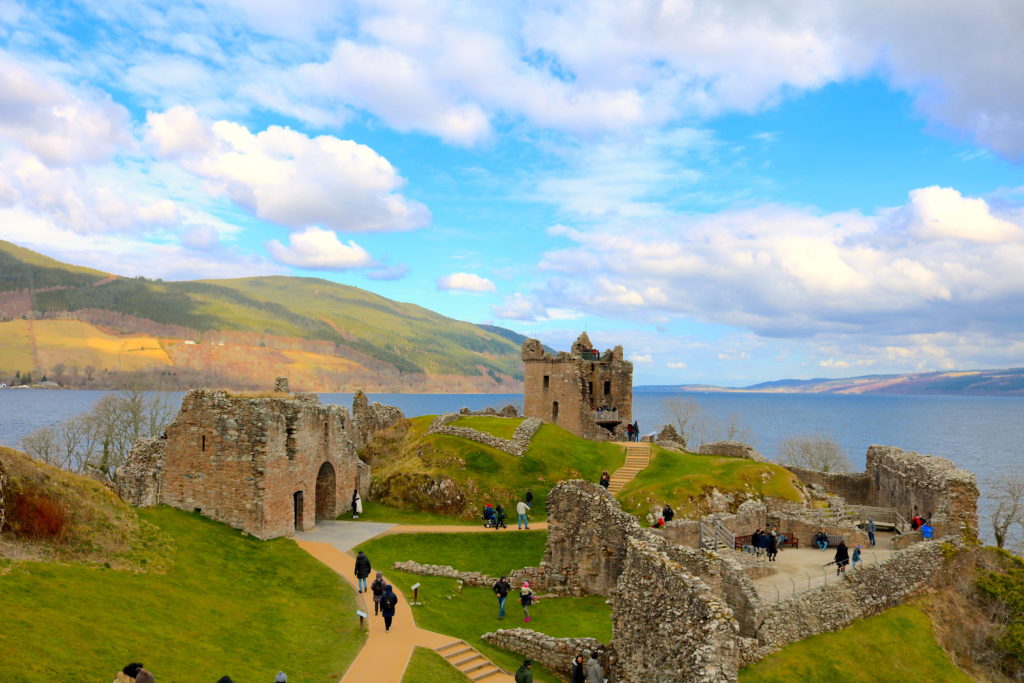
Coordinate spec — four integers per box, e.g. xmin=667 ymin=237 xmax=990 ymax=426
xmin=117 ymin=388 xmax=403 ymax=540
xmin=521 ymin=332 xmax=633 ymax=440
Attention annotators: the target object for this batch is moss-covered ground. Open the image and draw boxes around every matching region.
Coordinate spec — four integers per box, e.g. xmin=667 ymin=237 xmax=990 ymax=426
xmin=355 ymin=530 xmax=611 ymax=683
xmin=449 ymin=415 xmax=524 ymax=439
xmin=616 ymin=446 xmax=804 ymax=518
xmin=739 ymin=604 xmax=970 ymax=682
xmin=402 ymin=647 xmax=469 ymax=682
xmin=0 ymin=507 xmax=363 ymax=682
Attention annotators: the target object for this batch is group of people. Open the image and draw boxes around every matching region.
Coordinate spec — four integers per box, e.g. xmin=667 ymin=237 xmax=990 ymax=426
xmin=513 ymin=650 xmax=606 ymax=683
xmin=481 ymin=491 xmax=535 ymax=530
xmin=650 ymin=503 xmax=675 ymax=528
xmin=114 ymin=664 xmax=289 ymax=683
xmin=354 ymin=550 xmax=400 ymax=631
xmin=750 ymin=527 xmax=785 ymax=561
xmin=911 ymin=514 xmax=935 ymax=540
xmin=829 ymin=540 xmax=863 ymax=574
xmin=491 ymin=576 xmax=536 ymax=621
xmin=624 ymin=420 xmax=642 ymax=442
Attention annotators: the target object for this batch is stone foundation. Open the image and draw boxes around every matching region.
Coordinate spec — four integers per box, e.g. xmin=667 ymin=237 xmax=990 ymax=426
xmin=425 ymin=413 xmax=542 ymax=457
xmin=699 ymin=441 xmax=767 ymax=463
xmin=482 ymin=629 xmax=609 ymax=677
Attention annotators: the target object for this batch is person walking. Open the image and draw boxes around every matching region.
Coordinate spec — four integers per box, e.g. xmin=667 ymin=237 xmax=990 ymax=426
xmin=586 ymin=651 xmax=605 ymax=682
xmin=493 ymin=576 xmax=511 ymax=619
xmin=274 ymin=673 xmax=287 ymax=683
xmin=852 ymin=545 xmax=862 ymax=569
xmin=571 ymin=653 xmax=587 ymax=683
xmin=520 ymin=581 xmax=534 ymax=622
xmin=351 ymin=489 xmax=362 ymax=519
xmin=921 ymin=520 xmax=934 ymax=540
xmin=370 ymin=571 xmax=385 ymax=615
xmin=625 ymin=423 xmax=634 ymax=442
xmin=766 ymin=532 xmax=778 ymax=562
xmin=758 ymin=529 xmax=770 ymax=558
xmin=495 ymin=504 xmax=507 ymax=529
xmin=662 ymin=504 xmax=675 ymax=522
xmin=834 ymin=541 xmax=850 ymax=575
xmin=632 ymin=420 xmax=640 ymax=441
xmin=599 ymin=471 xmax=610 ymax=489
xmin=517 ymin=499 xmax=530 ymax=529
xmin=866 ymin=517 xmax=876 ymax=547
xmin=525 ymin=489 xmax=534 ymax=508
xmin=380 ymin=584 xmax=399 ymax=632
xmin=514 ymin=659 xmax=533 ymax=683
xmin=354 ymin=550 xmax=371 ymax=593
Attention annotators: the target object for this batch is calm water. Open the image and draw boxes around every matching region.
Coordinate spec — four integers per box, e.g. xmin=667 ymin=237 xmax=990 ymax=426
xmin=2 ymin=389 xmax=1022 ymax=537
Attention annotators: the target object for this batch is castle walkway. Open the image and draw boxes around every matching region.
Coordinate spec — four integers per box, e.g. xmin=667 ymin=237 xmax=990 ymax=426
xmin=608 ymin=441 xmax=651 ymax=494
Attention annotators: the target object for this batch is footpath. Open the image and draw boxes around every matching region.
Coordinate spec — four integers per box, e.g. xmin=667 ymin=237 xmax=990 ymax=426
xmin=297 ymin=521 xmax=518 ymax=683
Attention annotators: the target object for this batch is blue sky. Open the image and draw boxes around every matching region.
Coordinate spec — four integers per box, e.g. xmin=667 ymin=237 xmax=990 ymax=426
xmin=1 ymin=1 xmax=1023 ymax=385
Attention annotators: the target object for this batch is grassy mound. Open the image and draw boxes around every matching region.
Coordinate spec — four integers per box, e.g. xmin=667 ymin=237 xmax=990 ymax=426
xmin=449 ymin=416 xmax=524 ymax=439
xmin=0 ymin=446 xmax=169 ymax=569
xmin=402 ymin=647 xmax=468 ymax=682
xmin=355 ymin=531 xmax=611 ymax=683
xmin=367 ymin=416 xmax=625 ymax=519
xmin=740 ymin=604 xmax=970 ymax=682
xmin=616 ymin=446 xmax=805 ymax=518
xmin=0 ymin=507 xmax=363 ymax=681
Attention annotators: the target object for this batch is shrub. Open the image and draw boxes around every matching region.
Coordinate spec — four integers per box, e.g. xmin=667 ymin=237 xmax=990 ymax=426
xmin=7 ymin=486 xmax=67 ymax=540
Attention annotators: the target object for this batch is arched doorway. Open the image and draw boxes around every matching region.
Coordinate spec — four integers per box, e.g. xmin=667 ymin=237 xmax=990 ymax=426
xmin=315 ymin=462 xmax=337 ymax=521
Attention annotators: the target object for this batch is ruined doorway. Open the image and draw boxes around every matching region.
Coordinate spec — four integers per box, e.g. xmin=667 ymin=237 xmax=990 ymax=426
xmin=315 ymin=461 xmax=337 ymax=520
xmin=552 ymin=400 xmax=559 ymax=423
xmin=293 ymin=490 xmax=304 ymax=530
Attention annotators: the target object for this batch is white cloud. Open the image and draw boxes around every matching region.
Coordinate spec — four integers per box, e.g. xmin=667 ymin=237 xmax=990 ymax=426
xmin=630 ymin=353 xmax=653 ymax=363
xmin=144 ymin=105 xmax=214 ymax=159
xmin=668 ymin=361 xmax=687 ymax=369
xmin=493 ymin=292 xmax=549 ymax=321
xmin=904 ymin=186 xmax=1023 ymax=243
xmin=436 ymin=271 xmax=496 ymax=292
xmin=266 ymin=226 xmax=373 ymax=270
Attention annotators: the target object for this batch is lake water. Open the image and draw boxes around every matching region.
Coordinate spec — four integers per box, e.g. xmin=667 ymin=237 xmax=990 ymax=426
xmin=2 ymin=389 xmax=1022 ymax=539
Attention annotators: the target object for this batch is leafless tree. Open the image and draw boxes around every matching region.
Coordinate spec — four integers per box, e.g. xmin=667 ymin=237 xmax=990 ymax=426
xmin=20 ymin=425 xmax=60 ymax=467
xmin=990 ymin=472 xmax=1024 ymax=550
xmin=778 ymin=433 xmax=850 ymax=472
xmin=663 ymin=397 xmax=754 ymax=449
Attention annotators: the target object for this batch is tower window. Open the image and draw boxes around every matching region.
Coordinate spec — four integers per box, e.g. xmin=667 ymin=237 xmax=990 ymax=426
xmin=603 ymin=381 xmax=611 ymax=395
xmin=201 ymin=435 xmax=206 ymax=451
xmin=543 ymin=375 xmax=550 ymax=389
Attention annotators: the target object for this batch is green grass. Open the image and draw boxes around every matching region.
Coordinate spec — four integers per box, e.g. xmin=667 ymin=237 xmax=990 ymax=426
xmin=740 ymin=604 xmax=971 ymax=682
xmin=617 ymin=446 xmax=804 ymax=518
xmin=402 ymin=647 xmax=469 ymax=682
xmin=355 ymin=531 xmax=612 ymax=683
xmin=0 ymin=507 xmax=364 ymax=682
xmin=338 ymin=501 xmax=478 ymax=525
xmin=450 ymin=416 xmax=525 ymax=439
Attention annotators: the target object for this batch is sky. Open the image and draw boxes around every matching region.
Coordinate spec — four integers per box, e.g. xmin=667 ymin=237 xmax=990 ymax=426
xmin=0 ymin=1 xmax=1023 ymax=386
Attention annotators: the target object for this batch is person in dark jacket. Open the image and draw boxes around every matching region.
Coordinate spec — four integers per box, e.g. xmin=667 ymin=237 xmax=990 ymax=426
xmin=370 ymin=571 xmax=385 ymax=615
xmin=525 ymin=490 xmax=534 ymax=508
xmin=599 ymin=471 xmax=610 ymax=489
xmin=758 ymin=529 xmax=770 ymax=557
xmin=662 ymin=504 xmax=675 ymax=522
xmin=834 ymin=541 xmax=850 ymax=575
xmin=354 ymin=550 xmax=371 ymax=593
xmin=494 ymin=504 xmax=507 ymax=529
xmin=493 ymin=576 xmax=511 ymax=618
xmin=571 ymin=654 xmax=586 ymax=683
xmin=351 ymin=489 xmax=361 ymax=519
xmin=766 ymin=533 xmax=778 ymax=562
xmin=380 ymin=584 xmax=399 ymax=632
xmin=514 ymin=659 xmax=533 ymax=683
xmin=632 ymin=420 xmax=640 ymax=441
xmin=866 ymin=517 xmax=876 ymax=546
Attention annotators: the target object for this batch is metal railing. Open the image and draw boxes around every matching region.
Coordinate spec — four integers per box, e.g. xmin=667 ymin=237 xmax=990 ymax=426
xmin=592 ymin=409 xmax=620 ymax=421
xmin=760 ymin=547 xmax=900 ymax=605
xmin=699 ymin=518 xmax=734 ymax=552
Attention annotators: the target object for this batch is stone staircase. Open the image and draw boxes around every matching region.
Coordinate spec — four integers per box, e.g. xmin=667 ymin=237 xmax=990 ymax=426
xmin=434 ymin=639 xmax=509 ymax=681
xmin=608 ymin=442 xmax=652 ymax=494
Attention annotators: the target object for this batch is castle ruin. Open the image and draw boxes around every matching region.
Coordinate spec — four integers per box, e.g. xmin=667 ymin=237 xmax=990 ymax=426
xmin=521 ymin=332 xmax=633 ymax=440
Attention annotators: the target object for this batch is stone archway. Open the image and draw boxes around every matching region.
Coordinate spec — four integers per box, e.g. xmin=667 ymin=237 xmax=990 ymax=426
xmin=315 ymin=461 xmax=337 ymax=521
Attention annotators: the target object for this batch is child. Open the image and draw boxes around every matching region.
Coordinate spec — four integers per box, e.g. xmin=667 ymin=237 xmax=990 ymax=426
xmin=520 ymin=581 xmax=534 ymax=622
xmin=852 ymin=545 xmax=862 ymax=569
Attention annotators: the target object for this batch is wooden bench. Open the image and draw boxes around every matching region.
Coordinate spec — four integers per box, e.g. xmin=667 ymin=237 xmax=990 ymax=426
xmin=734 ymin=534 xmax=799 ymax=551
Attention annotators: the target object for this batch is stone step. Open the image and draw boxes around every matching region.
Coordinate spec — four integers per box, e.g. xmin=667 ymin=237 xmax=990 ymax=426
xmin=462 ymin=659 xmax=494 ymax=674
xmin=454 ymin=653 xmax=486 ymax=667
xmin=436 ymin=640 xmax=467 ymax=654
xmin=471 ymin=668 xmax=502 ymax=681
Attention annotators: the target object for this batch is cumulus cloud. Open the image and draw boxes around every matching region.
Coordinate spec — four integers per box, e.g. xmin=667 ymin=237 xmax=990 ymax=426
xmin=144 ymin=105 xmax=215 ymax=159
xmin=668 ymin=361 xmax=687 ymax=369
xmin=630 ymin=353 xmax=653 ymax=363
xmin=266 ymin=226 xmax=373 ymax=270
xmin=365 ymin=263 xmax=409 ymax=281
xmin=436 ymin=271 xmax=496 ymax=292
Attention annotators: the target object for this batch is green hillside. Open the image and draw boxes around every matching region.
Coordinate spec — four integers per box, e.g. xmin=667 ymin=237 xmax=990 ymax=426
xmin=0 ymin=240 xmax=109 ymax=292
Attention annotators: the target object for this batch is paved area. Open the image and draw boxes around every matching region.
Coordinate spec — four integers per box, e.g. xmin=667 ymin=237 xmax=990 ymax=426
xmin=750 ymin=537 xmax=895 ymax=601
xmin=298 ymin=520 xmax=395 ymax=551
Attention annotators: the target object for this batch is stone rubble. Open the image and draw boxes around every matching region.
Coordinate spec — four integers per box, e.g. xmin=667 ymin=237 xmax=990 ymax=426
xmin=425 ymin=413 xmax=542 ymax=457
xmin=482 ymin=628 xmax=609 ymax=678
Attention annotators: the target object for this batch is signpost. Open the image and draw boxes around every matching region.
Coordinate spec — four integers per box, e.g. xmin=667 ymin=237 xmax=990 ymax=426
xmin=356 ymin=609 xmax=367 ymax=631
xmin=411 ymin=582 xmax=421 ymax=605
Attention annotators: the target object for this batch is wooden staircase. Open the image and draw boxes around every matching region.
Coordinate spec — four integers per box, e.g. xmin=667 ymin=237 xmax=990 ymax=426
xmin=608 ymin=442 xmax=651 ymax=494
xmin=434 ymin=639 xmax=509 ymax=681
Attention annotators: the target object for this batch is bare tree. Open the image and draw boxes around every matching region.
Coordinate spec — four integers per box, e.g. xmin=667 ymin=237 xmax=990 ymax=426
xmin=663 ymin=397 xmax=754 ymax=449
xmin=20 ymin=425 xmax=60 ymax=466
xmin=990 ymin=472 xmax=1024 ymax=550
xmin=778 ymin=433 xmax=850 ymax=472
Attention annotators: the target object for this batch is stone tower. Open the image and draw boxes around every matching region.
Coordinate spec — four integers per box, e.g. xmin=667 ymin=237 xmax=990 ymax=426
xmin=521 ymin=332 xmax=633 ymax=440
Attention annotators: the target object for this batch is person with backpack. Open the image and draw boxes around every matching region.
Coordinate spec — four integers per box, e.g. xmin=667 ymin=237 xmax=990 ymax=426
xmin=380 ymin=584 xmax=399 ymax=632
xmin=520 ymin=580 xmax=534 ymax=622
xmin=370 ymin=571 xmax=385 ymax=615
xmin=354 ymin=550 xmax=371 ymax=593
xmin=494 ymin=504 xmax=507 ymax=529
xmin=493 ymin=576 xmax=511 ymax=619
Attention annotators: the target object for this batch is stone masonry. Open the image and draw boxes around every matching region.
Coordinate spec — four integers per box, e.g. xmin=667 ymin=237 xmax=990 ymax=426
xmin=117 ymin=388 xmax=402 ymax=539
xmin=698 ymin=441 xmax=768 ymax=463
xmin=425 ymin=413 xmax=542 ymax=456
xmin=522 ymin=332 xmax=633 ymax=440
xmin=482 ymin=629 xmax=610 ymax=679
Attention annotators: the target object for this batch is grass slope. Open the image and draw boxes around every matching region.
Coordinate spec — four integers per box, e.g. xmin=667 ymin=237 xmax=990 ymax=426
xmin=370 ymin=417 xmax=625 ymax=519
xmin=355 ymin=531 xmax=611 ymax=683
xmin=617 ymin=446 xmax=804 ymax=518
xmin=338 ymin=501 xmax=477 ymax=525
xmin=402 ymin=647 xmax=469 ymax=682
xmin=0 ymin=239 xmax=108 ymax=292
xmin=0 ymin=507 xmax=363 ymax=682
xmin=449 ymin=416 xmax=524 ymax=439
xmin=740 ymin=604 xmax=970 ymax=682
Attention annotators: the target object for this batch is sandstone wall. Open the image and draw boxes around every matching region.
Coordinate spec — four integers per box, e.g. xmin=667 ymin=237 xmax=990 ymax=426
xmin=425 ymin=413 xmax=542 ymax=457
xmin=482 ymin=629 xmax=609 ymax=678
xmin=786 ymin=467 xmax=870 ymax=504
xmin=349 ymin=389 xmax=405 ymax=450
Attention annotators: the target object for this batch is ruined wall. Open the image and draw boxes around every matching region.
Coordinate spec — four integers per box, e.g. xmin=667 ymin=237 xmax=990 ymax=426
xmin=699 ymin=441 xmax=767 ymax=463
xmin=786 ymin=466 xmax=870 ymax=504
xmin=483 ymin=629 xmax=609 ymax=679
xmin=118 ymin=389 xmax=371 ymax=540
xmin=425 ymin=413 xmax=542 ymax=456
xmin=660 ymin=501 xmax=767 ymax=550
xmin=764 ymin=510 xmax=868 ymax=548
xmin=866 ymin=445 xmax=979 ymax=536
xmin=348 ymin=389 xmax=405 ymax=450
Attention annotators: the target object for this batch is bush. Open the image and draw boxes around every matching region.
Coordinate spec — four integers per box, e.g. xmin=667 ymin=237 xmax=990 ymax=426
xmin=7 ymin=486 xmax=67 ymax=540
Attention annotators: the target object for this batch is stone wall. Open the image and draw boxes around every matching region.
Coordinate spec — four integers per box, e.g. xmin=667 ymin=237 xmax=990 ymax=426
xmin=425 ymin=413 xmax=542 ymax=457
xmin=698 ymin=441 xmax=767 ymax=463
xmin=786 ymin=467 xmax=870 ymax=504
xmin=764 ymin=510 xmax=868 ymax=548
xmin=660 ymin=501 xmax=766 ymax=551
xmin=117 ymin=389 xmax=374 ymax=540
xmin=482 ymin=629 xmax=609 ymax=679
xmin=349 ymin=389 xmax=405 ymax=450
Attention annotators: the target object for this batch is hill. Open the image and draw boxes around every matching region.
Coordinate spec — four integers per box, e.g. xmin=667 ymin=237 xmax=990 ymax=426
xmin=639 ymin=366 xmax=1024 ymax=396
xmin=0 ymin=241 xmax=526 ymax=392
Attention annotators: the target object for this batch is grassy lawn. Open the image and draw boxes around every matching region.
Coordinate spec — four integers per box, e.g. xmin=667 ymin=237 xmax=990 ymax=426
xmin=617 ymin=446 xmax=804 ymax=518
xmin=0 ymin=507 xmax=364 ymax=682
xmin=740 ymin=604 xmax=971 ymax=682
xmin=449 ymin=416 xmax=524 ymax=439
xmin=402 ymin=647 xmax=469 ymax=682
xmin=355 ymin=531 xmax=612 ymax=683
xmin=338 ymin=501 xmax=478 ymax=525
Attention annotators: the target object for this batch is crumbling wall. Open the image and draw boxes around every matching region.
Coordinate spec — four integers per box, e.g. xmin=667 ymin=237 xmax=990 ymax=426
xmin=349 ymin=389 xmax=405 ymax=450
xmin=699 ymin=441 xmax=767 ymax=463
xmin=764 ymin=510 xmax=868 ymax=548
xmin=482 ymin=629 xmax=609 ymax=679
xmin=425 ymin=413 xmax=542 ymax=457
xmin=116 ymin=437 xmax=165 ymax=507
xmin=866 ymin=445 xmax=979 ymax=536
xmin=786 ymin=467 xmax=870 ymax=504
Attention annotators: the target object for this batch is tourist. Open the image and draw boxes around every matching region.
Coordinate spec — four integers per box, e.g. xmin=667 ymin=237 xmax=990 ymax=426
xmin=135 ymin=670 xmax=155 ymax=683
xmin=571 ymin=654 xmax=587 ymax=683
xmin=483 ymin=503 xmax=496 ymax=526
xmin=275 ymin=672 xmax=287 ymax=683
xmin=866 ymin=517 xmax=876 ymax=547
xmin=495 ymin=504 xmax=507 ymax=529
xmin=371 ymin=571 xmax=385 ymax=615
xmin=517 ymin=498 xmax=530 ymax=529
xmin=751 ymin=529 xmax=762 ymax=556
xmin=625 ymin=423 xmax=634 ymax=441
xmin=632 ymin=420 xmax=640 ymax=441
xmin=515 ymin=659 xmax=533 ymax=683
xmin=758 ymin=529 xmax=770 ymax=557
xmin=520 ymin=580 xmax=534 ymax=622
xmin=586 ymin=651 xmax=605 ymax=682
xmin=493 ymin=575 xmax=511 ymax=619
xmin=599 ymin=471 xmax=611 ymax=489
xmin=380 ymin=584 xmax=399 ymax=632
xmin=766 ymin=532 xmax=778 ymax=562
xmin=834 ymin=541 xmax=850 ymax=575
xmin=351 ymin=489 xmax=362 ymax=519
xmin=217 ymin=677 xmax=233 ymax=683
xmin=662 ymin=504 xmax=675 ymax=522
xmin=354 ymin=550 xmax=372 ymax=593
xmin=911 ymin=514 xmax=922 ymax=530
xmin=852 ymin=544 xmax=862 ymax=568
xmin=525 ymin=489 xmax=534 ymax=508
xmin=921 ymin=520 xmax=934 ymax=540
xmin=816 ymin=529 xmax=829 ymax=551
xmin=114 ymin=663 xmax=144 ymax=682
